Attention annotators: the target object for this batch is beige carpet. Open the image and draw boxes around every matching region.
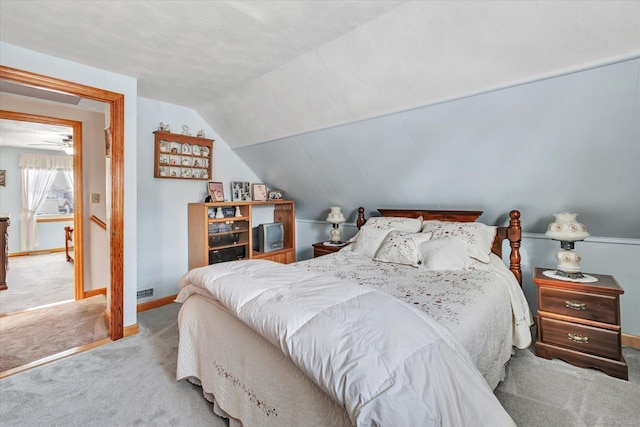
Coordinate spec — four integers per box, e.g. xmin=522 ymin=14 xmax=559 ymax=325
xmin=1 ymin=252 xmax=74 ymax=315
xmin=0 ymin=295 xmax=108 ymax=372
xmin=0 ymin=304 xmax=638 ymax=426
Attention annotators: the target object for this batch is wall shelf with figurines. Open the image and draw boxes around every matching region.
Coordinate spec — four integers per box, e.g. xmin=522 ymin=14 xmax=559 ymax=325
xmin=153 ymin=124 xmax=214 ymax=180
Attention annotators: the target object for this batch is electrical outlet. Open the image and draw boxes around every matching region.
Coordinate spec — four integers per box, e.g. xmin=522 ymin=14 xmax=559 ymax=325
xmin=91 ymin=193 xmax=100 ymax=203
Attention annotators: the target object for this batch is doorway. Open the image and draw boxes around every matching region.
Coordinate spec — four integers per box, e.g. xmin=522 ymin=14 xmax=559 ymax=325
xmin=0 ymin=113 xmax=85 ymax=303
xmin=0 ymin=65 xmax=125 ymax=340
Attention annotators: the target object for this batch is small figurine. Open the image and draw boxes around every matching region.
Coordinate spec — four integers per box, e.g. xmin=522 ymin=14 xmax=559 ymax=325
xmin=235 ymin=206 xmax=242 ymax=217
xmin=158 ymin=122 xmax=165 ymax=131
xmin=197 ymin=129 xmax=205 ymax=138
xmin=181 ymin=124 xmax=191 ymax=136
xmin=215 ymin=207 xmax=224 ymax=219
xmin=165 ymin=123 xmax=171 ymax=132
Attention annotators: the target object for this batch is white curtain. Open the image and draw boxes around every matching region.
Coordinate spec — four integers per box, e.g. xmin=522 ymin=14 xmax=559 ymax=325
xmin=63 ymin=169 xmax=74 ymax=189
xmin=18 ymin=154 xmax=73 ymax=251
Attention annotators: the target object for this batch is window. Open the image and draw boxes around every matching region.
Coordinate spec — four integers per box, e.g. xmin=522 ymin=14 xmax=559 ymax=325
xmin=36 ymin=170 xmax=74 ymax=216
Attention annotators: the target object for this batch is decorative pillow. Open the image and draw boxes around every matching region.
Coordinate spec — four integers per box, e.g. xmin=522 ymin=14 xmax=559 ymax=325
xmin=420 ymin=237 xmax=472 ymax=271
xmin=373 ymin=230 xmax=433 ymax=267
xmin=420 ymin=220 xmax=496 ymax=263
xmin=352 ymin=227 xmax=393 ymax=258
xmin=351 ymin=216 xmax=424 ymax=257
xmin=363 ymin=216 xmax=423 ymax=233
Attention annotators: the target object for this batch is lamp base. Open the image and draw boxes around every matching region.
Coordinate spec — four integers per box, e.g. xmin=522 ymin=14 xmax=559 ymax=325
xmin=554 ymin=270 xmax=586 ymax=280
xmin=329 ymin=224 xmax=343 ymax=245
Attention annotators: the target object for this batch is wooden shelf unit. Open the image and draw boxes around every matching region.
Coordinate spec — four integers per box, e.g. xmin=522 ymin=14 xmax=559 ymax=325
xmin=153 ymin=131 xmax=214 ymax=180
xmin=188 ymin=200 xmax=296 ymax=270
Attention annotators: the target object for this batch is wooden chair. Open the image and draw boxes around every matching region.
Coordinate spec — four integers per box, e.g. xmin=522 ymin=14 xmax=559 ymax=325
xmin=64 ymin=226 xmax=74 ymax=262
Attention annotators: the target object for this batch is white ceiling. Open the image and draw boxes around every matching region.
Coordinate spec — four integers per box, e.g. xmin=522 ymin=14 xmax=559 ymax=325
xmin=0 ymin=118 xmax=73 ymax=152
xmin=1 ymin=1 xmax=639 ymax=148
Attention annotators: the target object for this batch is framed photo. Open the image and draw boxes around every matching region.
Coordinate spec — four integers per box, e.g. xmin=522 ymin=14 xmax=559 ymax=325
xmin=0 ymin=170 xmax=5 ymax=187
xmin=104 ymin=127 xmax=112 ymax=158
xmin=268 ymin=189 xmax=284 ymax=201
xmin=222 ymin=207 xmax=236 ymax=218
xmin=252 ymin=183 xmax=267 ymax=201
xmin=231 ymin=181 xmax=250 ymax=201
xmin=208 ymin=182 xmax=225 ymax=202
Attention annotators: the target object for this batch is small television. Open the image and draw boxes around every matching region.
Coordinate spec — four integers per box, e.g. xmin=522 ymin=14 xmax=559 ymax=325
xmin=253 ymin=222 xmax=284 ymax=253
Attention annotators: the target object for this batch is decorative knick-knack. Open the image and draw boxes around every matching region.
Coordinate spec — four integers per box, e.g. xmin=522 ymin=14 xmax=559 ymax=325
xmin=215 ymin=207 xmax=224 ymax=219
xmin=235 ymin=206 xmax=242 ymax=217
xmin=197 ymin=129 xmax=205 ymax=138
xmin=181 ymin=124 xmax=191 ymax=135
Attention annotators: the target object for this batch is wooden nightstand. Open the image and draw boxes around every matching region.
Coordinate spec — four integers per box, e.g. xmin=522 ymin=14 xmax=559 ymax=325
xmin=533 ymin=267 xmax=628 ymax=380
xmin=312 ymin=241 xmax=350 ymax=258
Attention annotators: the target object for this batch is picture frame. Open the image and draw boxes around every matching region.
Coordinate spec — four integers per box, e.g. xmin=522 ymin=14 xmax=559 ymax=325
xmin=208 ymin=181 xmax=225 ymax=202
xmin=268 ymin=189 xmax=284 ymax=201
xmin=0 ymin=170 xmax=5 ymax=187
xmin=231 ymin=181 xmax=250 ymax=201
xmin=222 ymin=207 xmax=236 ymax=218
xmin=252 ymin=183 xmax=267 ymax=201
xmin=104 ymin=127 xmax=112 ymax=158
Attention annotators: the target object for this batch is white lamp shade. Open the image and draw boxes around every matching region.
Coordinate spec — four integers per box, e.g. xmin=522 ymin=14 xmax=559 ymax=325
xmin=326 ymin=207 xmax=345 ymax=224
xmin=545 ymin=212 xmax=589 ymax=242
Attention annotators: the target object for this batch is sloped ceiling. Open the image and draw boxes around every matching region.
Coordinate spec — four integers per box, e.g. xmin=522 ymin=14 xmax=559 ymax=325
xmin=1 ymin=1 xmax=638 ymax=148
xmin=1 ymin=1 xmax=639 ymax=237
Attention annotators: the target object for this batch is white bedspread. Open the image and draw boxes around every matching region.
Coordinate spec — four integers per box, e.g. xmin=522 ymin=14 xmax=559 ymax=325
xmin=177 ymin=260 xmax=515 ymax=427
xmin=298 ymin=249 xmax=533 ymax=388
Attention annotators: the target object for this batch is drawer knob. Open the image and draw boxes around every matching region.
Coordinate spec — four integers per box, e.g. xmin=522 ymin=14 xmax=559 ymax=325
xmin=568 ymin=333 xmax=589 ymax=344
xmin=565 ymin=300 xmax=586 ymax=310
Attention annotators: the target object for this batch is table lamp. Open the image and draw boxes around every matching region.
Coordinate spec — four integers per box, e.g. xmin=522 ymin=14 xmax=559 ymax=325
xmin=545 ymin=212 xmax=590 ymax=279
xmin=326 ymin=207 xmax=346 ymax=244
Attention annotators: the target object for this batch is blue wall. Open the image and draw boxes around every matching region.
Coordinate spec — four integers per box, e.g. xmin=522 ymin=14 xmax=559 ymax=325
xmin=236 ymin=58 xmax=640 ymax=239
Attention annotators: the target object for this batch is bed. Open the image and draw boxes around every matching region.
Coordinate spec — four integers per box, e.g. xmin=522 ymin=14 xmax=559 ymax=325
xmin=176 ymin=208 xmax=533 ymax=426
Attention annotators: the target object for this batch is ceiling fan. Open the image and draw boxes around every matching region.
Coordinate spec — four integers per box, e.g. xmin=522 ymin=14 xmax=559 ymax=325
xmin=28 ymin=134 xmax=73 ymax=148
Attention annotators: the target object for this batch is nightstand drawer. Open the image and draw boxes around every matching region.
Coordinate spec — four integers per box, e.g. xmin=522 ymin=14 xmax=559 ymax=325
xmin=312 ymin=242 xmax=350 ymax=258
xmin=539 ymin=287 xmax=618 ymax=324
xmin=539 ymin=317 xmax=621 ymax=360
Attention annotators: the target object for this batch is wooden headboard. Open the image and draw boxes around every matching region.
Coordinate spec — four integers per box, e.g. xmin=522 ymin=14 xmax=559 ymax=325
xmin=355 ymin=207 xmax=522 ymax=285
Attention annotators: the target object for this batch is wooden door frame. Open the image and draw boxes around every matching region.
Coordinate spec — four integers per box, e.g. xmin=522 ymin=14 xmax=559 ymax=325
xmin=0 ymin=65 xmax=125 ymax=340
xmin=0 ymin=111 xmax=85 ymax=299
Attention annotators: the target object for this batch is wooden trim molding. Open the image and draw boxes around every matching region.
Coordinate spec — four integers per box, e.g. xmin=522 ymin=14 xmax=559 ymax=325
xmin=1 ymin=65 xmax=126 ymax=341
xmin=84 ymin=288 xmax=107 ymax=298
xmin=124 ymin=324 xmax=139 ymax=337
xmin=0 ymin=337 xmax=112 ymax=379
xmin=622 ymin=334 xmax=640 ymax=350
xmin=137 ymin=294 xmax=178 ymax=313
xmin=9 ymin=248 xmax=65 ymax=257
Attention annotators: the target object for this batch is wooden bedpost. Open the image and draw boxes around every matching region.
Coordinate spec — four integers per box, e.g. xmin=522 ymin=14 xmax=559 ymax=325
xmin=356 ymin=207 xmax=366 ymax=229
xmin=508 ymin=210 xmax=522 ymax=285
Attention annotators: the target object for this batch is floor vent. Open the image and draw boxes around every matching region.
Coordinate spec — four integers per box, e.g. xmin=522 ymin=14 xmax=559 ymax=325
xmin=137 ymin=288 xmax=154 ymax=300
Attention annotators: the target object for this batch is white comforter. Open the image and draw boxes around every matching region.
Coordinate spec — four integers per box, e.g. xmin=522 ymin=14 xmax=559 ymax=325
xmin=177 ymin=260 xmax=515 ymax=427
xmin=299 ymin=250 xmax=533 ymax=388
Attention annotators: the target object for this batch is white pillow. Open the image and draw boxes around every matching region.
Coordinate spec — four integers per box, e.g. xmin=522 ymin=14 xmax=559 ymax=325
xmin=420 ymin=220 xmax=496 ymax=263
xmin=351 ymin=216 xmax=424 ymax=257
xmin=373 ymin=230 xmax=433 ymax=267
xmin=363 ymin=215 xmax=423 ymax=233
xmin=352 ymin=227 xmax=393 ymax=258
xmin=420 ymin=237 xmax=472 ymax=271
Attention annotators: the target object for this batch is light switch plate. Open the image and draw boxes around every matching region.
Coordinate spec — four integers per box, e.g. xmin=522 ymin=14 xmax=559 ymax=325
xmin=91 ymin=193 xmax=100 ymax=203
